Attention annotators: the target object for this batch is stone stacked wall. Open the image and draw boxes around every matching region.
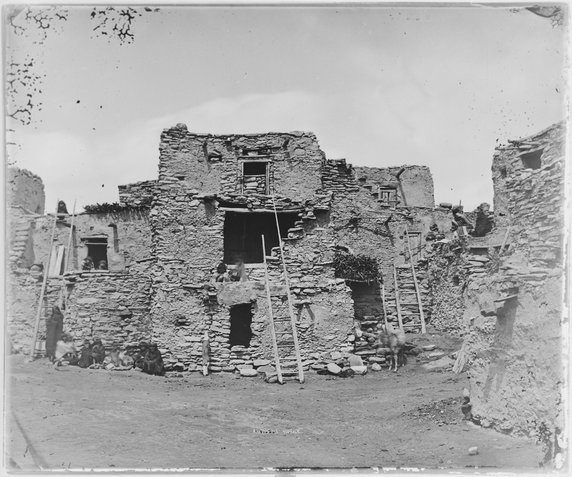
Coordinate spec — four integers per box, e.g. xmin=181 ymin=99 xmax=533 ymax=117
xmin=7 ymin=167 xmax=45 ymax=214
xmin=453 ymin=123 xmax=566 ymax=459
xmin=242 ymin=174 xmax=267 ymax=194
xmin=157 ymin=125 xmax=323 ymax=202
xmin=118 ymin=180 xmax=157 ymax=207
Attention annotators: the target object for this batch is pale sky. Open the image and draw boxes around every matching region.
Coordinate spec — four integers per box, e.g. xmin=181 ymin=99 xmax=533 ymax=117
xmin=5 ymin=3 xmax=568 ymax=212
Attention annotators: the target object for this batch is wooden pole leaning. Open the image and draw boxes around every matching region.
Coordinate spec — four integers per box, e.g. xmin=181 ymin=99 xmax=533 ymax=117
xmin=261 ymin=234 xmax=283 ymax=384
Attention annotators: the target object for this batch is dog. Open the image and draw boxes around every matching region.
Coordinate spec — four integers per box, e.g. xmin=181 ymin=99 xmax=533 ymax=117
xmin=90 ymin=339 xmax=106 ymax=364
xmin=378 ymin=323 xmax=406 ymax=372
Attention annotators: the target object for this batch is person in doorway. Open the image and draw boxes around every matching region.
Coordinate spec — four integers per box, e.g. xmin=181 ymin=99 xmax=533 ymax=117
xmin=45 ymin=306 xmax=64 ymax=362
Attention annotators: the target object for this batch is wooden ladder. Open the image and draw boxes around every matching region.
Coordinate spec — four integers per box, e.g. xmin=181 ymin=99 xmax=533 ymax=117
xmin=259 ymin=197 xmax=305 ymax=384
xmin=392 ymin=229 xmax=426 ymax=334
xmin=29 ymin=201 xmax=76 ymax=360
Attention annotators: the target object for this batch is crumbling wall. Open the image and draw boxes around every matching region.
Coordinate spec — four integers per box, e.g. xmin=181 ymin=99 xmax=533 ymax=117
xmin=7 ymin=167 xmax=45 ymax=214
xmin=424 ymin=238 xmax=471 ymax=335
xmin=459 ymin=122 xmax=566 ymax=463
xmin=118 ymin=180 xmax=156 ymax=207
xmin=355 ymin=165 xmax=435 ymax=208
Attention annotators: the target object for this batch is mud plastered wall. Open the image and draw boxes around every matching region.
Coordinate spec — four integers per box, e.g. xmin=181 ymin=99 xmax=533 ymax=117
xmin=460 ymin=122 xmax=566 ymax=453
xmin=7 ymin=167 xmax=45 ymax=215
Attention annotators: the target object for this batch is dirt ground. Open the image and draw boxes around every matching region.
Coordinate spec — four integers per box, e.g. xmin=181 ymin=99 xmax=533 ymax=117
xmin=5 ymin=354 xmax=546 ymax=473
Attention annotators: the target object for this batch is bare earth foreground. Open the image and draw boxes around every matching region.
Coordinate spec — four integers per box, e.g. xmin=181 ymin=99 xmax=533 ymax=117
xmin=6 ymin=355 xmax=543 ymax=472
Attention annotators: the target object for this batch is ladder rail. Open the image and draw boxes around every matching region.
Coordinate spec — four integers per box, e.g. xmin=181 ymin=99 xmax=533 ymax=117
xmin=271 ymin=196 xmax=304 ymax=384
xmin=29 ymin=202 xmax=59 ymax=360
xmin=392 ymin=265 xmax=404 ymax=332
xmin=380 ymin=282 xmax=389 ymax=329
xmin=261 ymin=234 xmax=284 ymax=384
xmin=404 ymin=229 xmax=426 ymax=334
xmin=59 ymin=200 xmax=77 ymax=310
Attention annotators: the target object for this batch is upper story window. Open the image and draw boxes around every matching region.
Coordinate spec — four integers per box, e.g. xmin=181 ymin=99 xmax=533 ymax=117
xmin=242 ymin=160 xmax=269 ymax=194
xmin=81 ymin=236 xmax=108 ymax=270
xmin=378 ymin=187 xmax=398 ymax=207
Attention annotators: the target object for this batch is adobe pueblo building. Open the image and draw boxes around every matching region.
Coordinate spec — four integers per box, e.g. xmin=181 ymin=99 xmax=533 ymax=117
xmin=6 ymin=122 xmax=567 ymax=462
xmin=8 ymin=124 xmax=455 ymax=370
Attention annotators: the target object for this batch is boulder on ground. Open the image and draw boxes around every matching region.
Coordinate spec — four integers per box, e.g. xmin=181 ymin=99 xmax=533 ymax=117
xmin=239 ymin=368 xmax=258 ymax=377
xmin=350 ymin=365 xmax=368 ymax=375
xmin=348 ymin=355 xmax=364 ymax=367
xmin=326 ymin=363 xmax=342 ymax=375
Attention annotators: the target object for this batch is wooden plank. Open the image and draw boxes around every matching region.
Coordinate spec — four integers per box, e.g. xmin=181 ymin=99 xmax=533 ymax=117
xmin=272 ymin=196 xmax=304 ymax=384
xmin=261 ymin=234 xmax=283 ymax=384
xmin=393 ymin=265 xmax=404 ymax=332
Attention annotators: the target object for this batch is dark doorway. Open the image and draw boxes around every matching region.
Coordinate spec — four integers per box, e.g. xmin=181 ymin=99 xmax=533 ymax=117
xmin=347 ymin=281 xmax=383 ymax=320
xmin=229 ymin=303 xmax=253 ymax=347
xmin=223 ymin=211 xmax=298 ymax=264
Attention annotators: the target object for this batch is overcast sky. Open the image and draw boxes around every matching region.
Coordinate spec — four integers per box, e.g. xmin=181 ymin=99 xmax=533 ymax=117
xmin=5 ymin=4 xmax=567 ymax=212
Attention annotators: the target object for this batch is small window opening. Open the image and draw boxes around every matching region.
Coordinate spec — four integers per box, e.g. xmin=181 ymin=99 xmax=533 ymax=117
xmin=224 ymin=211 xmax=298 ymax=264
xmin=452 ymin=275 xmax=460 ymax=286
xmin=243 ymin=161 xmax=267 ymax=176
xmin=520 ymin=149 xmax=543 ymax=170
xmin=499 ymin=166 xmax=507 ymax=179
xmin=378 ymin=187 xmax=398 ymax=207
xmin=84 ymin=237 xmax=108 ymax=270
xmin=229 ymin=303 xmax=253 ymax=347
xmin=242 ymin=161 xmax=269 ymax=194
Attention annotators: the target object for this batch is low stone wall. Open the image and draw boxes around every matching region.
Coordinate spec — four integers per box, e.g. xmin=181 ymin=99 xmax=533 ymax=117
xmin=118 ymin=180 xmax=156 ymax=207
xmin=52 ymin=266 xmax=153 ymax=350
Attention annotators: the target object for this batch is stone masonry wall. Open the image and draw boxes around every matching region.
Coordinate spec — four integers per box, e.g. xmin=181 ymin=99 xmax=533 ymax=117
xmin=459 ymin=122 xmax=566 ymax=462
xmin=157 ymin=124 xmax=324 ymax=202
xmin=118 ymin=180 xmax=157 ymax=207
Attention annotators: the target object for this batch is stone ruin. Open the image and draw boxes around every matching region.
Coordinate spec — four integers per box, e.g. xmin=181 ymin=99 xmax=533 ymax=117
xmin=5 ymin=121 xmax=567 ymax=463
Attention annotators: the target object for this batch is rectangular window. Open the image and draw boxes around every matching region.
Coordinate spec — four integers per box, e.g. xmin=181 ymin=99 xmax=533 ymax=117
xmin=82 ymin=237 xmax=108 ymax=270
xmin=223 ymin=211 xmax=298 ymax=264
xmin=242 ymin=160 xmax=269 ymax=194
xmin=378 ymin=187 xmax=398 ymax=207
